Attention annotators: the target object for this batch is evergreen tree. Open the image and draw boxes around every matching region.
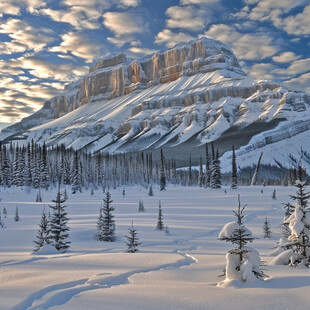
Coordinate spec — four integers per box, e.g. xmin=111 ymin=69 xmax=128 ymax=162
xmin=49 ymin=187 xmax=70 ymax=252
xmin=231 ymin=146 xmax=238 ymax=189
xmin=210 ymin=149 xmax=221 ymax=189
xmin=188 ymin=155 xmax=192 ymax=186
xmin=36 ymin=190 xmax=42 ymax=202
xmin=159 ymin=149 xmax=166 ymax=191
xmin=263 ymin=217 xmax=272 ymax=239
xmin=279 ymin=181 xmax=310 ymax=267
xmin=156 ymin=200 xmax=164 ymax=230
xmin=3 ymin=207 xmax=7 ymax=218
xmin=218 ymin=195 xmax=266 ymax=282
xmin=198 ymin=157 xmax=205 ymax=187
xmin=97 ymin=191 xmax=116 ymax=242
xmin=122 ymin=188 xmax=126 ymax=197
xmin=14 ymin=206 xmax=20 ymax=222
xmin=90 ymin=189 xmax=94 ymax=196
xmin=0 ymin=211 xmax=4 ymax=228
xmin=138 ymin=200 xmax=145 ymax=212
xmin=148 ymin=185 xmax=154 ymax=196
xmin=205 ymin=143 xmax=211 ymax=188
xmin=125 ymin=221 xmax=142 ymax=253
xmin=33 ymin=208 xmax=51 ymax=252
xmin=272 ymin=190 xmax=276 ymax=200
xmin=71 ymin=151 xmax=82 ymax=194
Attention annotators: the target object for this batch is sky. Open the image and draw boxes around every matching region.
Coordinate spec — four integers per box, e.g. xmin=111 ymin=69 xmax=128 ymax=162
xmin=0 ymin=0 xmax=309 ymax=129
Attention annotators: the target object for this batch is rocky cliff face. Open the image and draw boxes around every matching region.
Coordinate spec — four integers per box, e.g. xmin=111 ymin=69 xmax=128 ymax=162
xmin=3 ymin=37 xmax=243 ymax=133
xmin=1 ymin=36 xmax=310 ymax=171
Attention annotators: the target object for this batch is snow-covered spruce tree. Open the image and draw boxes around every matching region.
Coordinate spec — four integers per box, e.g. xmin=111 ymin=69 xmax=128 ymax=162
xmin=125 ymin=222 xmax=142 ymax=253
xmin=122 ymin=188 xmax=126 ymax=197
xmin=33 ymin=208 xmax=51 ymax=252
xmin=156 ymin=200 xmax=164 ymax=230
xmin=231 ymin=146 xmax=238 ymax=189
xmin=138 ymin=200 xmax=145 ymax=212
xmin=159 ymin=149 xmax=166 ymax=191
xmin=250 ymin=152 xmax=263 ymax=186
xmin=97 ymin=191 xmax=116 ymax=242
xmin=272 ymin=190 xmax=276 ymax=200
xmin=71 ymin=151 xmax=82 ymax=194
xmin=205 ymin=143 xmax=211 ymax=188
xmin=36 ymin=190 xmax=42 ymax=202
xmin=3 ymin=207 xmax=7 ymax=218
xmin=210 ymin=150 xmax=221 ymax=189
xmin=218 ymin=195 xmax=266 ymax=284
xmin=148 ymin=185 xmax=154 ymax=196
xmin=263 ymin=217 xmax=272 ymax=239
xmin=0 ymin=211 xmax=5 ymax=228
xmin=273 ymin=181 xmax=310 ymax=267
xmin=49 ymin=187 xmax=70 ymax=252
xmin=14 ymin=206 xmax=20 ymax=222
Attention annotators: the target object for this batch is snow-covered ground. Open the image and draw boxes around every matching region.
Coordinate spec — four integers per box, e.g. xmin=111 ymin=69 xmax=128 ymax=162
xmin=0 ymin=185 xmax=309 ymax=310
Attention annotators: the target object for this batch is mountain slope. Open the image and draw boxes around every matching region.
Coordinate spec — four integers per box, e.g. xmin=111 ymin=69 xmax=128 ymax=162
xmin=1 ymin=36 xmax=310 ymax=170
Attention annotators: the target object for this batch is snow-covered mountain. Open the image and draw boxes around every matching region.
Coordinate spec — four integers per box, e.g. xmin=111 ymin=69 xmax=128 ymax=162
xmin=1 ymin=37 xmax=310 ymax=170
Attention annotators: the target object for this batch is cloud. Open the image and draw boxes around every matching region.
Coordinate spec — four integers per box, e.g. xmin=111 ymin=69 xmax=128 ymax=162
xmin=155 ymin=29 xmax=194 ymax=48
xmin=246 ymin=0 xmax=310 ymax=36
xmin=40 ymin=5 xmax=102 ymax=30
xmin=118 ymin=0 xmax=141 ymax=7
xmin=283 ymin=58 xmax=310 ymax=75
xmin=0 ymin=0 xmax=46 ymax=16
xmin=204 ymin=24 xmax=278 ymax=60
xmin=244 ymin=63 xmax=276 ymax=80
xmin=103 ymin=11 xmax=148 ymax=47
xmin=283 ymin=72 xmax=310 ymax=92
xmin=181 ymin=0 xmax=220 ymax=4
xmin=272 ymin=52 xmax=301 ymax=63
xmin=281 ymin=5 xmax=310 ymax=36
xmin=128 ymin=47 xmax=158 ymax=55
xmin=49 ymin=32 xmax=105 ymax=62
xmin=165 ymin=5 xmax=205 ymax=30
xmin=0 ymin=18 xmax=55 ymax=54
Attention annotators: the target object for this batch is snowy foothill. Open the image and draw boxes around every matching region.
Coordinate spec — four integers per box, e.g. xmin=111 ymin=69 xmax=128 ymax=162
xmin=1 ymin=186 xmax=310 ymax=309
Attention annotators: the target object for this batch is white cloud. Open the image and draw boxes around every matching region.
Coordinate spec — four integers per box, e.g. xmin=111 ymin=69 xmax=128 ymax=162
xmin=128 ymin=47 xmax=158 ymax=55
xmin=0 ymin=18 xmax=55 ymax=54
xmin=283 ymin=72 xmax=310 ymax=92
xmin=0 ymin=0 xmax=46 ymax=16
xmin=40 ymin=5 xmax=102 ymax=30
xmin=49 ymin=32 xmax=105 ymax=62
xmin=244 ymin=63 xmax=276 ymax=80
xmin=155 ymin=29 xmax=194 ymax=48
xmin=165 ymin=5 xmax=205 ymax=30
xmin=284 ymin=58 xmax=310 ymax=75
xmin=103 ymin=11 xmax=148 ymax=46
xmin=204 ymin=24 xmax=278 ymax=60
xmin=180 ymin=0 xmax=220 ymax=4
xmin=118 ymin=0 xmax=141 ymax=7
xmin=272 ymin=52 xmax=301 ymax=63
xmin=281 ymin=5 xmax=310 ymax=36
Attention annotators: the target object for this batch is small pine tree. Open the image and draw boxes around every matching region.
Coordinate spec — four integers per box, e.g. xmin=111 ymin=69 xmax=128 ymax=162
xmin=159 ymin=149 xmax=166 ymax=191
xmin=97 ymin=191 xmax=116 ymax=242
xmin=231 ymin=146 xmax=238 ymax=189
xmin=63 ymin=188 xmax=68 ymax=200
xmin=90 ymin=189 xmax=94 ymax=196
xmin=0 ymin=212 xmax=5 ymax=228
xmin=263 ymin=217 xmax=272 ymax=239
xmin=49 ymin=187 xmax=70 ymax=252
xmin=218 ymin=195 xmax=266 ymax=282
xmin=3 ymin=207 xmax=8 ymax=218
xmin=122 ymin=188 xmax=126 ymax=197
xmin=148 ymin=185 xmax=154 ymax=196
xmin=272 ymin=190 xmax=276 ymax=200
xmin=14 ymin=206 xmax=20 ymax=222
xmin=156 ymin=201 xmax=164 ymax=230
xmin=125 ymin=222 xmax=142 ymax=253
xmin=33 ymin=208 xmax=51 ymax=252
xmin=138 ymin=200 xmax=145 ymax=212
xmin=275 ymin=181 xmax=310 ymax=267
xmin=36 ymin=190 xmax=42 ymax=202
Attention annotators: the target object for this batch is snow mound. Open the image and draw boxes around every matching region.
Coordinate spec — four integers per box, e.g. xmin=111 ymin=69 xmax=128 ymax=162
xmin=32 ymin=244 xmax=61 ymax=255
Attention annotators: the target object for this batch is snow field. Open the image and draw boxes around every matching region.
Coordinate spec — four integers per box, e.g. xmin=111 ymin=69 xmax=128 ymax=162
xmin=0 ymin=186 xmax=310 ymax=309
